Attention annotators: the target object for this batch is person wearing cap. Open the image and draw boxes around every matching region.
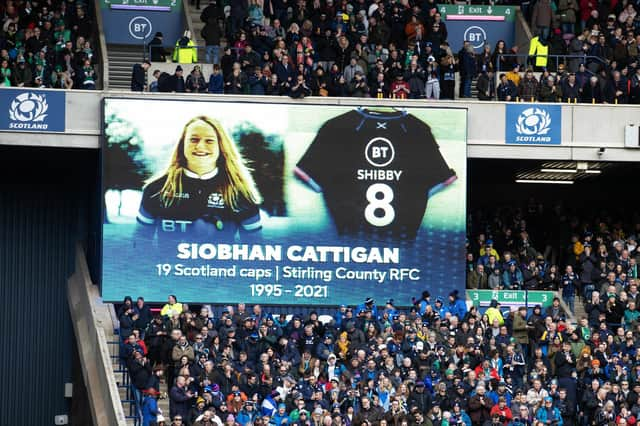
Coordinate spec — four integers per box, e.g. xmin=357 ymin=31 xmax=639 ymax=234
xmin=468 ymin=385 xmax=493 ymax=424
xmin=479 ymin=240 xmax=500 ymax=260
xmin=272 ymin=403 xmax=289 ymax=425
xmin=12 ymin=56 xmax=31 ymax=87
xmin=236 ymin=400 xmax=258 ymax=426
xmin=408 ymin=381 xmax=432 ymax=413
xmin=168 ymin=64 xmax=186 ymax=92
xmin=142 ymin=387 xmax=162 ymax=426
xmin=173 ymin=30 xmax=198 ymax=64
xmin=446 ymin=290 xmax=468 ymax=320
xmin=534 ymin=396 xmax=562 ymax=425
xmin=147 ymin=31 xmax=168 ymax=62
xmin=189 ymin=397 xmax=209 ymax=425
xmin=355 ymin=297 xmax=379 ymax=318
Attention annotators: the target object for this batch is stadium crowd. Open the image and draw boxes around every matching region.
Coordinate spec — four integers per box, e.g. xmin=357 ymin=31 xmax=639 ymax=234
xmin=0 ymin=0 xmax=98 ymax=89
xmin=118 ymin=202 xmax=640 ymax=426
xmin=117 ymin=203 xmax=640 ymax=426
xmin=136 ymin=0 xmax=640 ymax=103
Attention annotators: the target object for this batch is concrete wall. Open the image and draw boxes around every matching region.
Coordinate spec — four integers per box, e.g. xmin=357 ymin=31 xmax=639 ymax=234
xmin=1 ymin=88 xmax=640 ymax=161
xmin=68 ymin=244 xmax=127 ymax=426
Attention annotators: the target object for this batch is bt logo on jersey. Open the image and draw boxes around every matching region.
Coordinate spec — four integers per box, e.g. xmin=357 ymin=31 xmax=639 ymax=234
xmin=365 ymin=137 xmax=395 ymax=167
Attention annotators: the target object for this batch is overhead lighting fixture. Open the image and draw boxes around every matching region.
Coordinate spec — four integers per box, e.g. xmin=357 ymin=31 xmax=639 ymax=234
xmin=540 ymin=168 xmax=577 ymax=174
xmin=515 ymin=179 xmax=574 ymax=185
xmin=584 ymin=170 xmax=601 ymax=174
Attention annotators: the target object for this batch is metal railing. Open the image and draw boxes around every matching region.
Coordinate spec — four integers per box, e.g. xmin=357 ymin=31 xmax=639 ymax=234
xmin=496 ymin=53 xmax=608 ymax=74
xmin=67 ymin=244 xmax=127 ymax=426
xmin=108 ymin=340 xmax=143 ymax=426
xmin=146 ymin=44 xmax=245 ymax=64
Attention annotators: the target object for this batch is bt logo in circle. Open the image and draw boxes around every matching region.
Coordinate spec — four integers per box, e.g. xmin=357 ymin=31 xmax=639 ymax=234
xmin=464 ymin=26 xmax=487 ymax=49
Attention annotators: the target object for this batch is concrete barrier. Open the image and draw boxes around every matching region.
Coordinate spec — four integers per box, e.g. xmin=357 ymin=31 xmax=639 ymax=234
xmin=2 ymin=88 xmax=640 ymax=162
xmin=67 ymin=244 xmax=127 ymax=426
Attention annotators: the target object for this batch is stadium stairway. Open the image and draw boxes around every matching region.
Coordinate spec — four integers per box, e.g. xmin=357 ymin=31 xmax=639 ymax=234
xmin=573 ymin=295 xmax=587 ymax=322
xmin=108 ymin=305 xmax=171 ymax=426
xmin=471 ymin=77 xmax=479 ymax=99
xmin=107 ymin=44 xmax=147 ymax=90
xmin=184 ymin=0 xmax=206 ymax=61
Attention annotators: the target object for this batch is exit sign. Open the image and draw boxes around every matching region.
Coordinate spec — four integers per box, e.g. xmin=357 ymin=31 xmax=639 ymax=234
xmin=438 ymin=4 xmax=517 ymax=22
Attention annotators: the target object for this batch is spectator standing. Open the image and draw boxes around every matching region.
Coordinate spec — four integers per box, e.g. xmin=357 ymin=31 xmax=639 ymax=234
xmin=531 ymin=0 xmax=553 ymax=41
xmin=477 ymin=70 xmax=496 ymax=100
xmin=529 ymin=34 xmax=550 ymax=71
xmin=173 ymin=31 xmax=198 ymax=64
xmin=311 ymin=67 xmax=330 ymax=96
xmin=142 ymin=388 xmax=161 ymax=426
xmin=439 ymin=54 xmax=457 ymax=99
xmin=248 ymin=67 xmax=268 ymax=95
xmin=13 ymin=58 xmax=32 ymax=87
xmin=561 ymin=265 xmax=580 ymax=313
xmin=77 ymin=58 xmax=97 ymax=90
xmin=582 ymin=75 xmax=603 ymax=103
xmin=131 ymin=60 xmax=151 ymax=92
xmin=560 ymin=73 xmax=581 ymax=102
xmin=170 ymin=66 xmax=186 ymax=93
xmin=156 ymin=70 xmax=173 ymax=92
xmin=370 ymin=72 xmax=389 ymax=98
xmin=539 ymin=75 xmax=559 ymax=102
xmin=186 ymin=66 xmax=207 ymax=93
xmin=390 ymin=73 xmax=410 ymax=99
xmin=458 ymin=41 xmax=476 ymax=98
xmin=519 ymin=69 xmax=539 ymax=102
xmin=343 ymin=56 xmax=364 ymax=85
xmin=1 ymin=59 xmax=12 ymax=86
xmin=200 ymin=0 xmax=223 ymax=48
xmin=405 ymin=60 xmax=426 ymax=99
xmin=148 ymin=32 xmax=168 ymax=62
xmin=170 ymin=376 xmax=195 ymax=421
xmin=225 ymin=66 xmax=247 ymax=94
xmin=425 ymin=59 xmax=441 ymax=100
xmin=349 ymin=71 xmax=369 ymax=97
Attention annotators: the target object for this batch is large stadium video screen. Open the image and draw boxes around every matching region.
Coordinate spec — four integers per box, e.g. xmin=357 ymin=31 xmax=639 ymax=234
xmin=101 ymin=99 xmax=467 ymax=305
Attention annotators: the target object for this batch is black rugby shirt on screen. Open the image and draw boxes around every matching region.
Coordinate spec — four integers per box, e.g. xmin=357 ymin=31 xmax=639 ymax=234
xmin=295 ymin=108 xmax=456 ymax=238
xmin=137 ymin=168 xmax=261 ymax=241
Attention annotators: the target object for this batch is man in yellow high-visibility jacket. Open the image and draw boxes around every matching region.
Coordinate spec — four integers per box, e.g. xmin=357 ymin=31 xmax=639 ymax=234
xmin=529 ymin=34 xmax=549 ymax=70
xmin=173 ymin=30 xmax=198 ymax=64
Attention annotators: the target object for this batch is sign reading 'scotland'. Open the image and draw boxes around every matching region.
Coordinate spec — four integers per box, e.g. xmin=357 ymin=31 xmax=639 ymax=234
xmin=505 ymin=104 xmax=561 ymax=145
xmin=0 ymin=89 xmax=66 ymax=132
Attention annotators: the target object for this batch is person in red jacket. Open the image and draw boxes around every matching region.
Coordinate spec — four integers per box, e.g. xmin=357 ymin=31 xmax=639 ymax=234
xmin=489 ymin=396 xmax=513 ymax=426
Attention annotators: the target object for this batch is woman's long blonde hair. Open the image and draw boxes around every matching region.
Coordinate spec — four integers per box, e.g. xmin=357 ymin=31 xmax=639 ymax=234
xmin=151 ymin=116 xmax=262 ymax=210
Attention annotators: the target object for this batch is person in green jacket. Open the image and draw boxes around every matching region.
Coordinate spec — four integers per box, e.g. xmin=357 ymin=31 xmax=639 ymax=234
xmin=624 ymin=300 xmax=640 ymax=329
